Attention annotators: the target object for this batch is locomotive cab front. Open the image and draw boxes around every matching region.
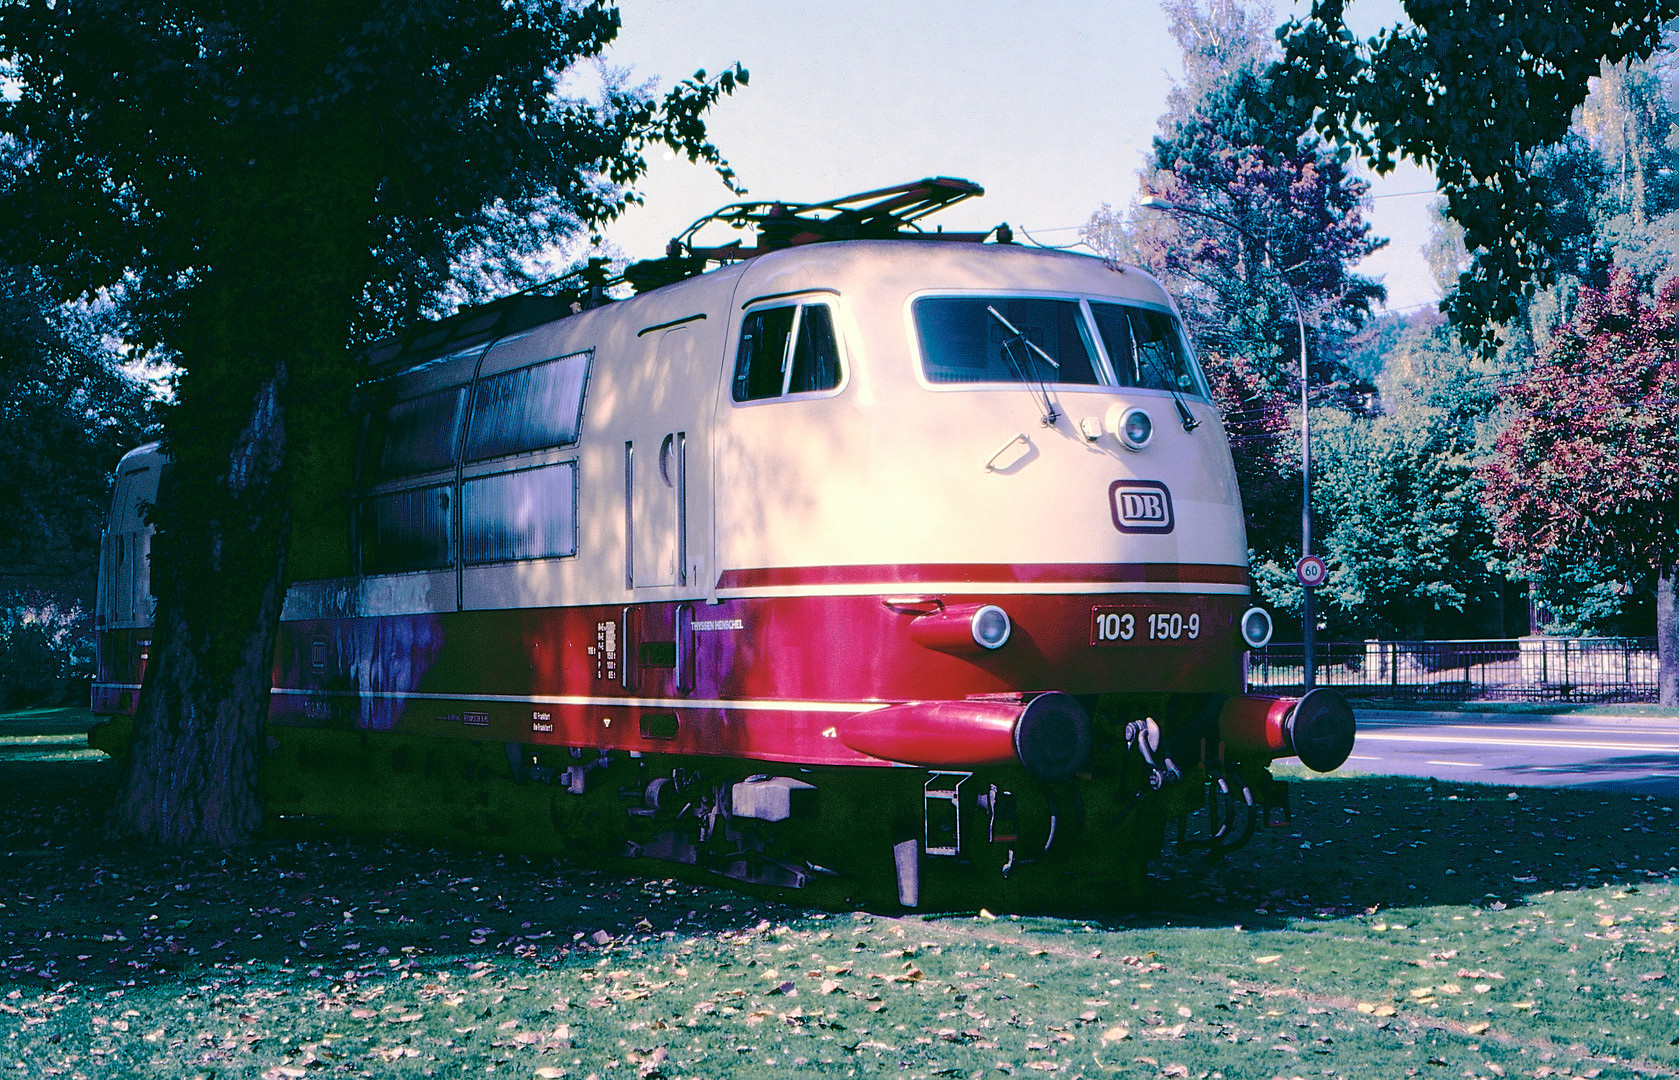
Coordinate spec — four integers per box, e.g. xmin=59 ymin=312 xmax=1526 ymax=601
xmin=693 ymin=239 xmax=1354 ymax=898
xmin=711 ymin=242 xmax=1264 ymax=715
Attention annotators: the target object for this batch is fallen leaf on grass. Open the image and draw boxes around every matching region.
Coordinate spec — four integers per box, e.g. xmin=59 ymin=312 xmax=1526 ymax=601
xmin=1100 ymin=1026 xmax=1130 ymax=1042
xmin=1465 ymin=1021 xmax=1490 ymax=1034
xmin=1254 ymin=955 xmax=1281 ymax=964
xmin=537 ymin=1069 xmax=565 ymax=1079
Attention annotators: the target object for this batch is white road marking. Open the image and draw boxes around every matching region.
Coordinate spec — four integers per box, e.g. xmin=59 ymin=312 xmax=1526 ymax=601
xmin=1424 ymin=760 xmax=1483 ymax=768
xmin=1362 ymin=722 xmax=1679 ymax=737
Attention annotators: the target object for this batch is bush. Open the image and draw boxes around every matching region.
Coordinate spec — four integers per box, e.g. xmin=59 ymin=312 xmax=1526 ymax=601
xmin=0 ymin=595 xmax=91 ymax=710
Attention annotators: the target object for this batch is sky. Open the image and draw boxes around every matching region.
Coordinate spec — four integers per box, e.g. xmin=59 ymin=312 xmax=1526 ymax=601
xmin=596 ymin=0 xmax=1441 ymax=314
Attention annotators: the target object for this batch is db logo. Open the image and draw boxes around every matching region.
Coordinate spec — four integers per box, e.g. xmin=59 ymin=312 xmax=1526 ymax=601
xmin=1109 ymin=480 xmax=1174 ymax=534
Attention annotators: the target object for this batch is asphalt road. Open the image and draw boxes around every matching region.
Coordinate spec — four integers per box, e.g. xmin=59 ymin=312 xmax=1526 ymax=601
xmin=1347 ymin=707 xmax=1679 ymax=794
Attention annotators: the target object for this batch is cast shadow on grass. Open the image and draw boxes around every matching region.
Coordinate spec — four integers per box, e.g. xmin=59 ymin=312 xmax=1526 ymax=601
xmin=1126 ymin=770 xmax=1675 ymax=932
xmin=4 ymin=756 xmax=1675 ymax=992
xmin=0 ymin=758 xmax=803 ymax=994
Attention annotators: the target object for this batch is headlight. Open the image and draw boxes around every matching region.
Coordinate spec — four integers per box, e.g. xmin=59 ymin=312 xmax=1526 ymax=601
xmin=1119 ymin=407 xmax=1153 ymax=451
xmin=970 ymin=605 xmax=1012 ymax=649
xmin=1240 ymin=607 xmax=1274 ymax=648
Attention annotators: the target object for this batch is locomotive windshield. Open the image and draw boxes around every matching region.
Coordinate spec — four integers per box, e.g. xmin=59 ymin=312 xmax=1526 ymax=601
xmin=916 ymin=298 xmax=1100 ymax=385
xmin=1088 ymin=302 xmax=1207 ymax=397
xmin=913 ymin=296 xmax=1205 ymax=397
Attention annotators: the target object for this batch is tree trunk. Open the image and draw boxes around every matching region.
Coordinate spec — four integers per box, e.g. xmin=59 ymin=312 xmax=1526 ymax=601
xmin=107 ymin=376 xmax=292 ymax=846
xmin=103 ymin=144 xmax=372 ymax=847
xmin=1659 ymin=564 xmax=1678 ymax=709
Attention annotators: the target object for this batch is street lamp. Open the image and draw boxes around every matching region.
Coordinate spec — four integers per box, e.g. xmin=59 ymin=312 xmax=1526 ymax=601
xmin=1135 ymin=196 xmax=1317 ymax=690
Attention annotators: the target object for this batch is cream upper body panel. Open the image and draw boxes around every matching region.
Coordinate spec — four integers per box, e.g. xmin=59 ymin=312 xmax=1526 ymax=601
xmin=285 ymin=239 xmax=1250 ymax=621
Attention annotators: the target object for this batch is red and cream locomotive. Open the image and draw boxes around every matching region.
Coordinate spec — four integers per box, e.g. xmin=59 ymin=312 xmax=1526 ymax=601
xmin=94 ymin=179 xmax=1354 ymax=906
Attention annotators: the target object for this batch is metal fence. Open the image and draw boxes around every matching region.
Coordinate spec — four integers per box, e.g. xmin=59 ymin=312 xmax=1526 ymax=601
xmin=1245 ymin=637 xmax=1660 ymax=703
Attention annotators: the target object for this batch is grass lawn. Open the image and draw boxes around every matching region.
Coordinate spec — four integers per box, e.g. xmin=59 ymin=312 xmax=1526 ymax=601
xmin=1 ymin=713 xmax=1676 ymax=1079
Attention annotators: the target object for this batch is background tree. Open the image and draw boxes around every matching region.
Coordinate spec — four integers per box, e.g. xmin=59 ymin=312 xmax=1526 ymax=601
xmin=0 ymin=262 xmax=156 ymax=707
xmin=0 ymin=0 xmax=742 ymax=845
xmin=1273 ymin=0 xmax=1679 ymax=351
xmin=1136 ymin=65 xmax=1387 ymax=391
xmin=1101 ymin=0 xmax=1386 ymax=634
xmin=1295 ymin=320 xmax=1514 ymax=639
xmin=1481 ymin=272 xmax=1679 ymax=705
xmin=0 ymin=265 xmax=155 ymax=603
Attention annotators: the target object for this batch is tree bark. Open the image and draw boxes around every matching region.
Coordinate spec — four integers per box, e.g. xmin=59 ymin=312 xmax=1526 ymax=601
xmin=1659 ymin=563 xmax=1678 ymax=709
xmin=103 ymin=144 xmax=371 ymax=847
xmin=106 ymin=376 xmax=292 ymax=846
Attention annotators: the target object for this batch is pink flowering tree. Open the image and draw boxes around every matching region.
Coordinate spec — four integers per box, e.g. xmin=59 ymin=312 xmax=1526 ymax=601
xmin=1482 ymin=272 xmax=1679 ymax=704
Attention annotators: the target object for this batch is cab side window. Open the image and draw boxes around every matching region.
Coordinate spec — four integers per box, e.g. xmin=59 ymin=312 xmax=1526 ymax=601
xmin=788 ymin=305 xmax=841 ymax=393
xmin=732 ymin=303 xmax=842 ymax=402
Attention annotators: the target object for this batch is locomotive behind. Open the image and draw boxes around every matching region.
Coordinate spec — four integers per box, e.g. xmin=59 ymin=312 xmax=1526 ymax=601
xmin=93 ymin=179 xmax=1355 ymax=906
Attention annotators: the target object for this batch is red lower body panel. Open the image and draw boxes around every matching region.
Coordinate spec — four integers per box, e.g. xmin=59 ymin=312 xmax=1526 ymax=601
xmin=263 ymin=589 xmax=1249 ymax=767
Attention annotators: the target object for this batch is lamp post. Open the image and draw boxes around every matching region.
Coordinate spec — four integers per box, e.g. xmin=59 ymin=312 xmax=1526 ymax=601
xmin=1136 ymin=197 xmax=1316 ymax=690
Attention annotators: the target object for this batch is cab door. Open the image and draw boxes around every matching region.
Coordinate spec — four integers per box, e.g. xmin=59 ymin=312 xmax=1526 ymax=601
xmin=627 ymin=326 xmax=698 ymax=589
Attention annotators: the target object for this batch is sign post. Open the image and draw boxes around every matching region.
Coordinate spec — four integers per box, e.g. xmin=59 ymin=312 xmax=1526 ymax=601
xmin=1296 ymin=556 xmax=1325 ymax=690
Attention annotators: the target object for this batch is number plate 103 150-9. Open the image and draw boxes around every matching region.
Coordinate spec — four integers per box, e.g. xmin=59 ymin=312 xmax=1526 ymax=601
xmin=1091 ymin=606 xmax=1206 ymax=646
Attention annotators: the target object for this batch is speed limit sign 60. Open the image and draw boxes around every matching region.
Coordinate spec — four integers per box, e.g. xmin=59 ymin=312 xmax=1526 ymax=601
xmin=1296 ymin=555 xmax=1327 ymax=587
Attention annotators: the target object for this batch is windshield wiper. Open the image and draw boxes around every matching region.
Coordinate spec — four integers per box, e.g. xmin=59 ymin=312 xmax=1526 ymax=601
xmin=1136 ymin=348 xmax=1200 ymax=432
xmin=986 ymin=305 xmax=1060 ymax=426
